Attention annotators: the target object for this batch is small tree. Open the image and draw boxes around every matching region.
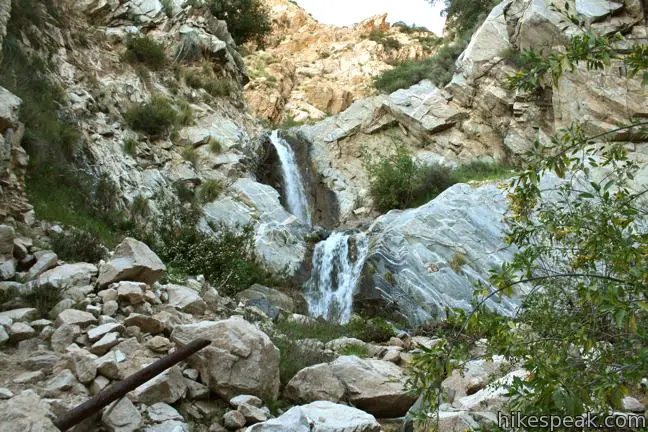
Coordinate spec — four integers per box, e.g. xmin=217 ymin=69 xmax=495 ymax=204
xmin=206 ymin=0 xmax=271 ymax=46
xmin=408 ymin=5 xmax=648 ymax=427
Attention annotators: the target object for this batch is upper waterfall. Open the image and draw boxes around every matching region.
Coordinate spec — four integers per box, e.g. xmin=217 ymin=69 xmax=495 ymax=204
xmin=269 ymin=130 xmax=312 ymax=225
xmin=305 ymin=231 xmax=369 ymax=323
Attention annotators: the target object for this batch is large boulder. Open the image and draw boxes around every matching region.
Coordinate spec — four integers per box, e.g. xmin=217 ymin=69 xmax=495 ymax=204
xmin=32 ymin=263 xmax=98 ymax=289
xmin=170 ymin=317 xmax=280 ymax=400
xmin=284 ymin=363 xmax=346 ymax=403
xmin=163 ymin=284 xmax=207 ymax=315
xmin=288 ymin=356 xmax=416 ymax=418
xmin=237 ymin=284 xmax=295 ymax=314
xmin=246 ymin=401 xmax=381 ymax=432
xmin=358 ymin=183 xmax=521 ymax=324
xmin=97 ymin=238 xmax=166 ymax=288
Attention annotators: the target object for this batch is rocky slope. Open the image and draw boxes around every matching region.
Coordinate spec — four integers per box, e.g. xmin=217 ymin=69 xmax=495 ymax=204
xmin=0 ymin=0 xmax=647 ymax=430
xmin=243 ymin=0 xmax=440 ymax=124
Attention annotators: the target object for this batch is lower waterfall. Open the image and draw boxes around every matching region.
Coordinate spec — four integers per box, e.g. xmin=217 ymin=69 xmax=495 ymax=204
xmin=305 ymin=231 xmax=369 ymax=323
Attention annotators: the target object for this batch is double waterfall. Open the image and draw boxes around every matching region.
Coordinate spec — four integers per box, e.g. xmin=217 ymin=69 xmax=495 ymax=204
xmin=269 ymin=131 xmax=368 ymax=323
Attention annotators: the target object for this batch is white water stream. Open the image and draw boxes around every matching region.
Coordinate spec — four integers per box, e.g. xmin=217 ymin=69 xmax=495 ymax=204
xmin=305 ymin=232 xmax=369 ymax=323
xmin=269 ymin=130 xmax=312 ymax=225
xmin=270 ymin=130 xmax=368 ymax=322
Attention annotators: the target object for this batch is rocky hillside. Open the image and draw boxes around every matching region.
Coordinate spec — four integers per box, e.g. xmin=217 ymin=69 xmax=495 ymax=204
xmin=243 ymin=0 xmax=440 ymax=124
xmin=0 ymin=0 xmax=647 ymax=431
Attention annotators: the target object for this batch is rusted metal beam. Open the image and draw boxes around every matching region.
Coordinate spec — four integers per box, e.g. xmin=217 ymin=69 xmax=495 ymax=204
xmin=54 ymin=338 xmax=211 ymax=431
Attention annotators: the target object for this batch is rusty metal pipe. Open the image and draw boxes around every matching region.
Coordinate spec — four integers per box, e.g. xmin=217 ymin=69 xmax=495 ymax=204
xmin=54 ymin=338 xmax=211 ymax=431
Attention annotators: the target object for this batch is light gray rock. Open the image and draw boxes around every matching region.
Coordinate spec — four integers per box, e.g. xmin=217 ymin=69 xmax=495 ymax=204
xmin=246 ymin=401 xmax=381 ymax=432
xmin=102 ymin=397 xmax=142 ymax=432
xmin=327 ymin=356 xmax=416 ymax=417
xmin=0 ymin=326 xmax=7 ymax=346
xmin=24 ymin=353 xmax=59 ymax=373
xmin=97 ymin=238 xmax=166 ymax=288
xmin=145 ymin=421 xmax=189 ymax=432
xmin=170 ymin=317 xmax=280 ymax=400
xmin=13 ymin=371 xmax=44 ymax=384
xmin=164 ymin=284 xmax=207 ymax=315
xmin=116 ymin=281 xmax=147 ymax=305
xmin=90 ymin=375 xmax=110 ymax=395
xmin=237 ymin=284 xmax=295 ymax=313
xmin=34 ymin=263 xmax=98 ymax=289
xmin=49 ymin=298 xmax=77 ymax=319
xmin=622 ymin=396 xmax=645 ymax=413
xmin=361 ymin=183 xmax=521 ymax=324
xmin=23 ymin=251 xmax=58 ymax=281
xmin=230 ymin=394 xmax=263 ymax=409
xmin=0 ymin=307 xmax=39 ymax=322
xmin=55 ymin=309 xmax=97 ymax=328
xmin=91 ymin=332 xmax=120 ymax=355
xmin=96 ymin=350 xmax=126 ymax=380
xmin=148 ymin=402 xmax=182 ymax=422
xmin=238 ymin=402 xmax=268 ymax=424
xmin=123 ymin=313 xmax=166 ymax=334
xmin=145 ymin=335 xmax=173 ymax=353
xmin=132 ymin=365 xmax=187 ymax=404
xmin=224 ymin=410 xmax=247 ymax=429
xmin=8 ymin=322 xmax=35 ymax=342
xmin=453 ymin=369 xmax=529 ymax=411
xmin=284 ymin=363 xmax=345 ymax=404
xmin=442 ymin=355 xmax=509 ymax=402
xmin=0 ymin=387 xmax=14 ymax=399
xmin=51 ymin=324 xmax=82 ymax=352
xmin=0 ymin=390 xmax=59 ymax=432
xmin=88 ymin=323 xmax=124 ymax=342
xmin=185 ymin=378 xmax=209 ymax=400
xmin=44 ymin=369 xmax=78 ymax=394
xmin=72 ymin=349 xmax=99 ymax=383
xmin=576 ymin=0 xmax=623 ymax=20
xmin=0 ymin=90 xmax=22 ymax=132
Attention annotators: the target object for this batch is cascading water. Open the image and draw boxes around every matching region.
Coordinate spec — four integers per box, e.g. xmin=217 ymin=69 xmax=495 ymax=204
xmin=269 ymin=130 xmax=312 ymax=224
xmin=305 ymin=232 xmax=369 ymax=323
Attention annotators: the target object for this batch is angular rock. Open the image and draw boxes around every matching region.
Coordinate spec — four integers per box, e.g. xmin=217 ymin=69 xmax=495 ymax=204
xmin=51 ymin=324 xmax=82 ymax=352
xmin=164 ymin=284 xmax=207 ymax=315
xmin=23 ymin=251 xmax=58 ymax=281
xmin=453 ymin=369 xmax=529 ymax=411
xmin=622 ymin=396 xmax=645 ymax=413
xmin=123 ymin=313 xmax=166 ymax=334
xmin=576 ymin=0 xmax=623 ymax=20
xmin=442 ymin=355 xmax=509 ymax=402
xmin=237 ymin=284 xmax=295 ymax=313
xmin=90 ymin=375 xmax=110 ymax=395
xmin=145 ymin=335 xmax=173 ymax=353
xmin=96 ymin=350 xmax=126 ymax=380
xmin=0 ymin=307 xmax=39 ymax=322
xmin=91 ymin=331 xmax=120 ymax=355
xmin=238 ymin=402 xmax=268 ymax=424
xmin=88 ymin=322 xmax=124 ymax=342
xmin=247 ymin=401 xmax=380 ymax=432
xmin=13 ymin=370 xmax=44 ymax=384
xmin=97 ymin=238 xmax=166 ymax=288
xmin=0 ymin=388 xmax=14 ymax=399
xmin=71 ymin=350 xmax=99 ymax=383
xmin=230 ymin=394 xmax=263 ymax=409
xmin=9 ymin=322 xmax=35 ymax=342
xmin=223 ymin=410 xmax=246 ymax=429
xmin=55 ymin=309 xmax=97 ymax=328
xmin=132 ymin=365 xmax=187 ymax=404
xmin=0 ymin=390 xmax=59 ymax=432
xmin=328 ymin=356 xmax=416 ymax=417
xmin=24 ymin=353 xmax=59 ymax=373
xmin=44 ymin=369 xmax=78 ymax=395
xmin=171 ymin=317 xmax=280 ymax=400
xmin=148 ymin=402 xmax=183 ymax=422
xmin=102 ymin=397 xmax=142 ymax=432
xmin=116 ymin=281 xmax=147 ymax=305
xmin=145 ymin=421 xmax=189 ymax=432
xmin=0 ymin=225 xmax=15 ymax=256
xmin=34 ymin=263 xmax=98 ymax=289
xmin=284 ymin=363 xmax=345 ymax=404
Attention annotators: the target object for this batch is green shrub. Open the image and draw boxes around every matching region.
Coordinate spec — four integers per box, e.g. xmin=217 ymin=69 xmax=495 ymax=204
xmin=208 ymin=138 xmax=223 ymax=153
xmin=452 ymin=160 xmax=517 ymax=183
xmin=347 ymin=317 xmax=395 ymax=343
xmin=273 ymin=338 xmax=335 ymax=384
xmin=19 ymin=282 xmax=63 ymax=318
xmin=124 ymin=138 xmax=138 ymax=156
xmin=448 ymin=253 xmax=467 ymax=272
xmin=204 ymin=0 xmax=271 ymax=46
xmin=151 ymin=203 xmax=281 ymax=296
xmin=124 ymin=96 xmax=178 ymax=137
xmin=198 ymin=179 xmax=224 ymax=203
xmin=176 ymin=100 xmax=194 ymax=126
xmin=338 ymin=344 xmax=371 ymax=357
xmin=124 ymin=34 xmax=167 ymax=70
xmin=185 ymin=70 xmax=234 ymax=97
xmin=365 ymin=147 xmax=456 ymax=212
xmin=182 ymin=147 xmax=199 ymax=167
xmin=131 ymin=195 xmax=151 ymax=220
xmin=160 ymin=0 xmax=174 ymax=17
xmin=368 ymin=29 xmax=402 ymax=51
xmin=374 ymin=41 xmax=467 ymax=93
xmin=50 ymin=229 xmax=106 ymax=263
